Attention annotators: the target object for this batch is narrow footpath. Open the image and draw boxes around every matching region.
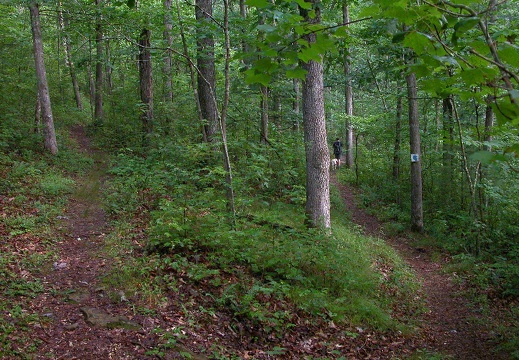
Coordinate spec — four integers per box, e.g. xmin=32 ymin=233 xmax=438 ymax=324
xmin=331 ymin=175 xmax=506 ymax=360
xmin=31 ymin=125 xmax=161 ymax=359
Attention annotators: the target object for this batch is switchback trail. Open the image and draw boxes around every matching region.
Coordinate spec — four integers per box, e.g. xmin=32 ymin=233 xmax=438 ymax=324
xmin=331 ymin=175 xmax=506 ymax=360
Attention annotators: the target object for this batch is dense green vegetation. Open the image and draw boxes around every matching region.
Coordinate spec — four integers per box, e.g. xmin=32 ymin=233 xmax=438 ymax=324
xmin=1 ymin=0 xmax=518 ymax=358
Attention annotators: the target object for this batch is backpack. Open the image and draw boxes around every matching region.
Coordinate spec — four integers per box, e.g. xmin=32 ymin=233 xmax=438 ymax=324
xmin=333 ymin=141 xmax=341 ymax=153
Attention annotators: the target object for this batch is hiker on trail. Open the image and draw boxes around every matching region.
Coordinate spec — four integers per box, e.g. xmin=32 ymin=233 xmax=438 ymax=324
xmin=332 ymin=138 xmax=342 ymax=166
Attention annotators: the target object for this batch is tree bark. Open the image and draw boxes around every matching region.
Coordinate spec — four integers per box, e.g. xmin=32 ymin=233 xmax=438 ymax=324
xmin=94 ymin=0 xmax=104 ymax=123
xmin=301 ymin=2 xmax=330 ymax=229
xmin=260 ymin=85 xmax=269 ymax=144
xmin=139 ymin=28 xmax=154 ymax=137
xmin=58 ymin=3 xmax=82 ymax=110
xmin=392 ymin=88 xmax=403 ymax=181
xmin=196 ymin=0 xmax=218 ymax=142
xmin=406 ymin=72 xmax=423 ymax=232
xmin=293 ymin=78 xmax=301 ymax=130
xmin=29 ymin=2 xmax=58 ymax=155
xmin=221 ymin=0 xmax=236 ymax=224
xmin=163 ymin=0 xmax=173 ymax=102
xmin=343 ymin=3 xmax=354 ymax=168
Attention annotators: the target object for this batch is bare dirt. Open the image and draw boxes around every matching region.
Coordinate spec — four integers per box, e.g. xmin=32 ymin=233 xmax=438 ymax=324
xmin=4 ymin=127 xmax=508 ymax=359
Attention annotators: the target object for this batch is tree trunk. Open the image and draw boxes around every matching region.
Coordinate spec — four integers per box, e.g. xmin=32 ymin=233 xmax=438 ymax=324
xmin=58 ymin=3 xmax=82 ymax=110
xmin=176 ymin=0 xmax=204 ymax=138
xmin=139 ymin=28 xmax=154 ymax=138
xmin=94 ymin=0 xmax=104 ymax=123
xmin=221 ymin=0 xmax=236 ymax=224
xmin=196 ymin=0 xmax=218 ymax=142
xmin=301 ymin=2 xmax=330 ymax=229
xmin=163 ymin=0 xmax=173 ymax=102
xmin=260 ymin=85 xmax=269 ymax=144
xmin=293 ymin=78 xmax=301 ymax=130
xmin=29 ymin=2 xmax=58 ymax=155
xmin=392 ymin=89 xmax=403 ymax=181
xmin=442 ymin=95 xmax=454 ymax=173
xmin=406 ymin=72 xmax=423 ymax=232
xmin=34 ymin=96 xmax=41 ymax=134
xmin=343 ymin=4 xmax=354 ymax=168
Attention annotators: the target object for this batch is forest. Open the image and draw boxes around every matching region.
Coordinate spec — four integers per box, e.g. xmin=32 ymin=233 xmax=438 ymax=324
xmin=0 ymin=0 xmax=518 ymax=358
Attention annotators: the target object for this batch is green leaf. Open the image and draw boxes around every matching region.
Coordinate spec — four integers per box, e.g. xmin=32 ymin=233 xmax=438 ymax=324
xmin=498 ymin=44 xmax=519 ymax=68
xmin=127 ymin=0 xmax=135 ymax=8
xmin=432 ymin=55 xmax=459 ymax=67
xmin=245 ymin=0 xmax=270 ymax=8
xmin=392 ymin=31 xmax=407 ymax=43
xmin=453 ymin=17 xmax=479 ymax=34
xmin=244 ymin=69 xmax=272 ymax=86
xmin=470 ymin=151 xmax=496 ymax=164
xmin=359 ymin=5 xmax=381 ymax=18
xmin=286 ymin=68 xmax=307 ymax=80
xmin=492 ymin=99 xmax=519 ymax=125
xmin=403 ymin=31 xmax=433 ymax=55
xmin=294 ymin=0 xmax=313 ymax=10
xmin=254 ymin=57 xmax=278 ymax=73
xmin=298 ymin=45 xmax=322 ymax=63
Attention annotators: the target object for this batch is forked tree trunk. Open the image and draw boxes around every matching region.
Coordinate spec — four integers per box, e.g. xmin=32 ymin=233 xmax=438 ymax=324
xmin=29 ymin=2 xmax=58 ymax=155
xmin=300 ymin=2 xmax=330 ymax=229
xmin=406 ymin=72 xmax=423 ymax=233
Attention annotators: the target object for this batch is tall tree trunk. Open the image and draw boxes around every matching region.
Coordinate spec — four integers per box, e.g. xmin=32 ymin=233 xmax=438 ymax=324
xmin=34 ymin=95 xmax=41 ymax=134
xmin=29 ymin=2 xmax=58 ymax=155
xmin=58 ymin=3 xmax=82 ymax=109
xmin=393 ymin=89 xmax=403 ymax=181
xmin=300 ymin=2 xmax=330 ymax=229
xmin=293 ymin=78 xmax=301 ymax=130
xmin=163 ymin=0 xmax=173 ymax=102
xmin=94 ymin=0 xmax=104 ymax=124
xmin=406 ymin=72 xmax=423 ymax=232
xmin=260 ymin=85 xmax=269 ymax=144
xmin=442 ymin=94 xmax=455 ymax=204
xmin=139 ymin=28 xmax=154 ymax=139
xmin=105 ymin=41 xmax=113 ymax=95
xmin=176 ymin=0 xmax=203 ymax=137
xmin=221 ymin=0 xmax=236 ymax=224
xmin=196 ymin=0 xmax=218 ymax=142
xmin=343 ymin=3 xmax=354 ymax=168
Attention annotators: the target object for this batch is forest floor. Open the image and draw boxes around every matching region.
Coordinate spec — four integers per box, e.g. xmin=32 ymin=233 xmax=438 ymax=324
xmin=331 ymin=176 xmax=509 ymax=360
xmin=2 ymin=126 xmax=511 ymax=359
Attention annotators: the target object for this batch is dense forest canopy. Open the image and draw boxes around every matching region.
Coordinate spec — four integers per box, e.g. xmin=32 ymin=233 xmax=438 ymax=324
xmin=1 ymin=0 xmax=519 ymax=335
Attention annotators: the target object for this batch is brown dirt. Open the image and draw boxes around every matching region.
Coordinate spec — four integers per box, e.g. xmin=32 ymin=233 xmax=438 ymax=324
xmin=331 ymin=176 xmax=508 ymax=360
xmin=3 ymin=126 xmax=508 ymax=359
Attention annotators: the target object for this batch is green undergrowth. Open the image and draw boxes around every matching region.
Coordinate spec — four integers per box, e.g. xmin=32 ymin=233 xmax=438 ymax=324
xmin=336 ymin=167 xmax=519 ymax=359
xmin=0 ymin=122 xmax=94 ymax=358
xmin=99 ymin=140 xmax=423 ymax=356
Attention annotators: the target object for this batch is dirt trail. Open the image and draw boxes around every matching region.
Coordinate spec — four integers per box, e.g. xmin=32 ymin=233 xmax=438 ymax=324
xmin=31 ymin=125 xmax=160 ymax=359
xmin=331 ymin=176 xmax=505 ymax=360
